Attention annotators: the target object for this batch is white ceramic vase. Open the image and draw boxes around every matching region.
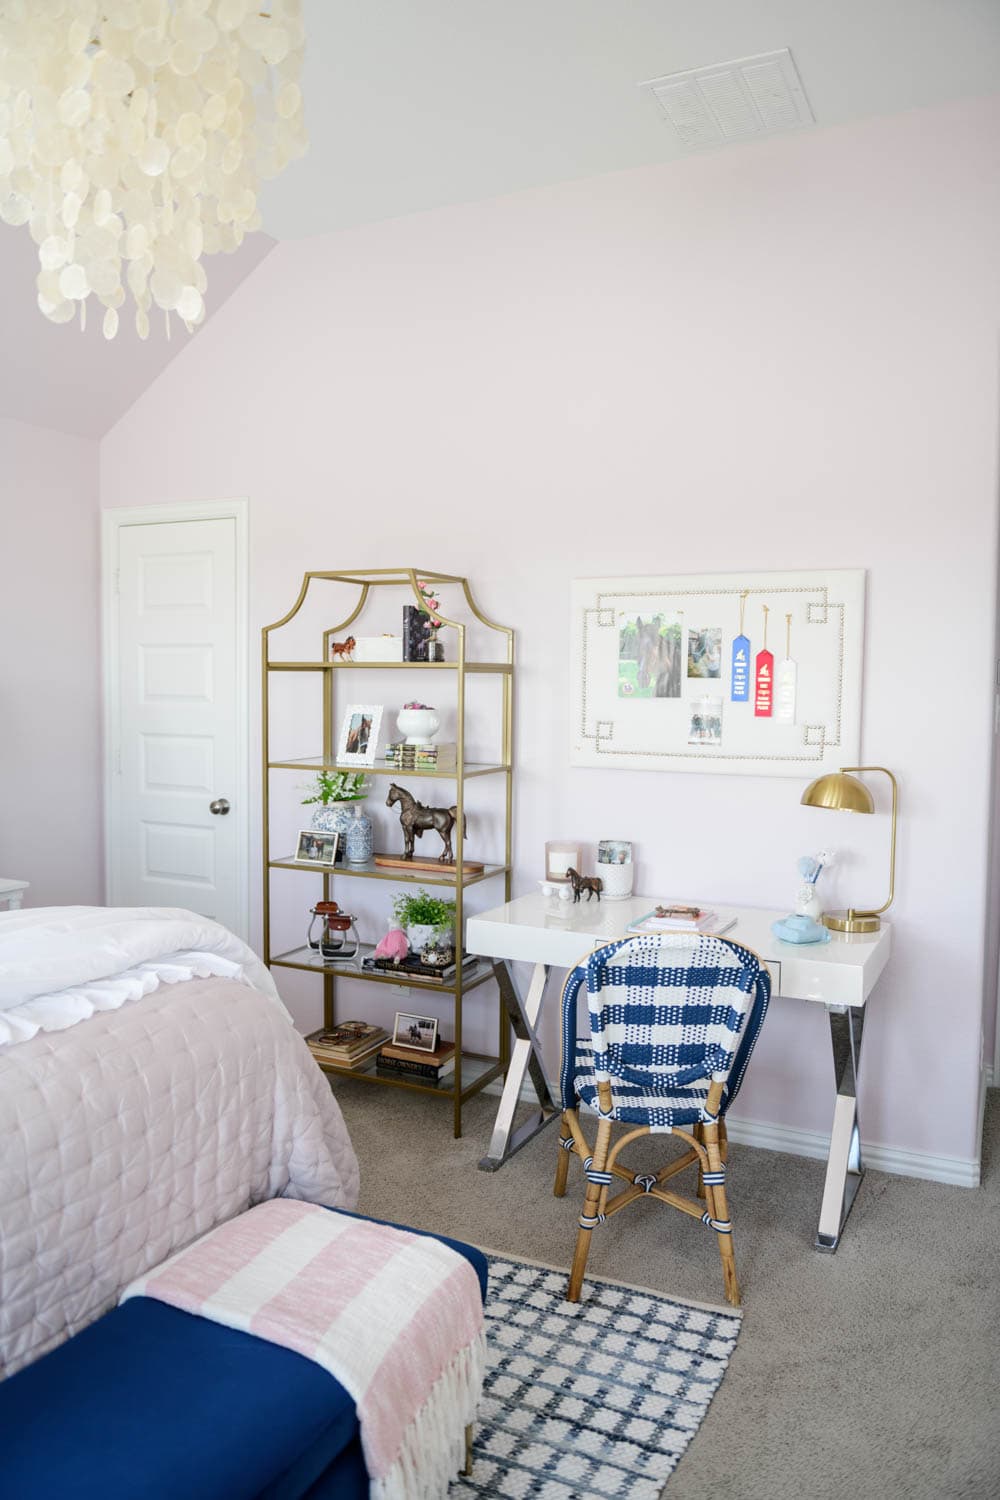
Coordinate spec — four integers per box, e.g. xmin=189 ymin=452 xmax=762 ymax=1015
xmin=795 ymin=885 xmax=823 ymax=920
xmin=396 ymin=706 xmax=441 ymax=745
xmin=598 ymin=861 xmax=634 ymax=901
xmin=406 ymin=922 xmax=452 ymax=955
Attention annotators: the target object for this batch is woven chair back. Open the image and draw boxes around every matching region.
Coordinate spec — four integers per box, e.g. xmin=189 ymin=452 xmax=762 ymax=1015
xmin=561 ymin=933 xmax=770 ymax=1110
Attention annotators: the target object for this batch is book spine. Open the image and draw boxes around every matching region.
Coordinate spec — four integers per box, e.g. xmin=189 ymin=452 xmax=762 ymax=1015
xmin=309 ymin=1043 xmax=385 ymax=1064
xmin=376 ymin=1057 xmax=450 ymax=1080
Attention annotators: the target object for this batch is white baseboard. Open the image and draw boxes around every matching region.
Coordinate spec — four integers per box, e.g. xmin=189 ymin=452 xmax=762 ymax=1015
xmin=479 ymin=1078 xmax=982 ymax=1188
xmin=725 ymin=1114 xmax=981 ymax=1189
xmin=986 ymin=1065 xmax=996 ymax=1089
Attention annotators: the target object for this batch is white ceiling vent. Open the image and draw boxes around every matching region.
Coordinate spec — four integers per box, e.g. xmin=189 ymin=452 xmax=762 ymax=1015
xmin=640 ymin=49 xmax=814 ymax=152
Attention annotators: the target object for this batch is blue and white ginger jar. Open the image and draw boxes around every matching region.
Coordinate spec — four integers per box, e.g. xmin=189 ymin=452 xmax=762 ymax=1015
xmin=344 ymin=804 xmax=374 ymax=866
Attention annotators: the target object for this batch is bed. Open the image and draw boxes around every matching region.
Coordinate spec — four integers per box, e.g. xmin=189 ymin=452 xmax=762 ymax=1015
xmin=0 ymin=906 xmax=359 ymax=1380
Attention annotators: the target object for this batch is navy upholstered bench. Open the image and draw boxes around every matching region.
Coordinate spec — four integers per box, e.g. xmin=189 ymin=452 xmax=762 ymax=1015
xmin=0 ymin=1210 xmax=488 ymax=1500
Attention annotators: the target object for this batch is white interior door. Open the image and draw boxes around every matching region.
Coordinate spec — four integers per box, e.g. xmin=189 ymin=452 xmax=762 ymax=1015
xmin=106 ymin=508 xmax=247 ymax=936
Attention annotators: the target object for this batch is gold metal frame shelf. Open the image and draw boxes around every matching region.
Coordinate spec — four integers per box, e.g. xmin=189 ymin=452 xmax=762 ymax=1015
xmin=309 ymin=1050 xmax=505 ymax=1099
xmin=268 ymin=757 xmax=509 ymax=779
xmin=268 ymin=660 xmax=512 ymax=674
xmin=271 ymin=943 xmax=498 ymax=994
xmin=261 ymin=567 xmax=514 ymax=1138
xmin=268 ymin=857 xmax=509 ymax=888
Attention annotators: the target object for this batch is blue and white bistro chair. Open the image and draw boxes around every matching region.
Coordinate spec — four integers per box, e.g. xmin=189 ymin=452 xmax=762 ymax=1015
xmin=554 ymin=932 xmax=771 ymax=1306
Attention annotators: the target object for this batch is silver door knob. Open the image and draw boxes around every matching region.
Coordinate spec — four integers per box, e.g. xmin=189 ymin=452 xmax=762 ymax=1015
xmin=209 ymin=798 xmax=230 ymax=815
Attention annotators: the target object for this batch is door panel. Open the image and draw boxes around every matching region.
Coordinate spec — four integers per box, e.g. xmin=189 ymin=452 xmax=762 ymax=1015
xmin=112 ymin=517 xmax=240 ymax=930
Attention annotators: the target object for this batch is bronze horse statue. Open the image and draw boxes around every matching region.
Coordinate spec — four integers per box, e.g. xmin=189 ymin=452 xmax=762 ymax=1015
xmin=386 ymin=783 xmax=467 ymax=864
xmin=566 ymin=867 xmax=602 ymax=903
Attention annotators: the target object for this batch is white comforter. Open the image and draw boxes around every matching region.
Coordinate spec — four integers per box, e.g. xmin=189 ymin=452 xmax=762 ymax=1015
xmin=0 ymin=908 xmax=360 ymax=1378
xmin=0 ymin=905 xmax=283 ymax=1046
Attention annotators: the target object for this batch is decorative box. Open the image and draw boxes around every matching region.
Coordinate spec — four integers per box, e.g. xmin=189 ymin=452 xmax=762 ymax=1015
xmin=351 ymin=636 xmax=403 ymax=663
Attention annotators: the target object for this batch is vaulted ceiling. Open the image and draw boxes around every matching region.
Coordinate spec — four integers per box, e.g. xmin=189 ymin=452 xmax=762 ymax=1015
xmin=2 ymin=0 xmax=998 ymax=438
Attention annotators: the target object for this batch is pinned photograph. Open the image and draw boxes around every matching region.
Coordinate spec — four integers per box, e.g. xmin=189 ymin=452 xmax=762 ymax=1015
xmin=337 ymin=703 xmax=383 ymax=767
xmin=618 ymin=613 xmax=683 ymax=699
xmin=687 ymin=626 xmax=722 ymax=679
xmin=688 ymin=697 xmax=723 ymax=747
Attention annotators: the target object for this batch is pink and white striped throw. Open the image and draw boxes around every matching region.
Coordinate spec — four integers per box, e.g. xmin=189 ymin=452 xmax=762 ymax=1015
xmin=121 ymin=1200 xmax=485 ymax=1500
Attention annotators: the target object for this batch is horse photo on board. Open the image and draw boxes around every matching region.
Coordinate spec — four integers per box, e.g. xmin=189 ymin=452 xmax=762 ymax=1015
xmin=618 ymin=613 xmax=683 ymax=699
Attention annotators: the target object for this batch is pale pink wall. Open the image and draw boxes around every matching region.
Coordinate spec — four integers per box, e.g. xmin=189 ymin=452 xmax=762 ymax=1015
xmin=101 ymin=96 xmax=1000 ymax=1169
xmin=1 ymin=418 xmax=103 ymax=903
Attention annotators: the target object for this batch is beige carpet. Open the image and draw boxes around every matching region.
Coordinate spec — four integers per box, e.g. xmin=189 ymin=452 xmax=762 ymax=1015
xmin=332 ymin=1078 xmax=1000 ymax=1500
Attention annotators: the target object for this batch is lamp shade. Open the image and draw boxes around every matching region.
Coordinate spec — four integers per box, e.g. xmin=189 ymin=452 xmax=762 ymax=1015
xmin=800 ymin=772 xmax=875 ymax=814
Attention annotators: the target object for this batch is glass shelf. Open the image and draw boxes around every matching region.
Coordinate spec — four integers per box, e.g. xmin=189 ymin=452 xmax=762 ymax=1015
xmin=268 ymin=756 xmax=508 ymax=779
xmin=269 ymin=856 xmax=508 ymax=887
xmin=267 ymin=661 xmax=512 ymax=674
xmin=309 ymin=1049 xmax=504 ymax=1100
xmin=272 ymin=943 xmax=497 ymax=994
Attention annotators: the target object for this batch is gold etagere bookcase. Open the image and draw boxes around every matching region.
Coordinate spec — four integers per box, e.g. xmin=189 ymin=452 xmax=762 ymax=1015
xmin=261 ymin=568 xmax=513 ymax=1137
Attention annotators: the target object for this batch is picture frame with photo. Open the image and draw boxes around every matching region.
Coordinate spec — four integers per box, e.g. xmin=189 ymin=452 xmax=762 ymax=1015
xmin=295 ymin=829 xmax=340 ymax=866
xmin=337 ymin=703 xmax=383 ymax=767
xmin=391 ymin=1012 xmax=439 ymax=1052
xmin=598 ymin=839 xmax=633 ymax=866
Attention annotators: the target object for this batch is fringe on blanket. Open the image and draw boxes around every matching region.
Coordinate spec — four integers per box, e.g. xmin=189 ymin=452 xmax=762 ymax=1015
xmin=371 ymin=1330 xmax=486 ymax=1500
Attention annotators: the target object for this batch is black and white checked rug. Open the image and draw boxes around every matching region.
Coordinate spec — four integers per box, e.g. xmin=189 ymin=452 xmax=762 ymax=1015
xmin=451 ymin=1255 xmax=741 ymax=1500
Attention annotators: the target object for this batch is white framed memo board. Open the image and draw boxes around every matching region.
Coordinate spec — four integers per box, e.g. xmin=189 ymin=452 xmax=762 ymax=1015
xmin=570 ymin=569 xmax=865 ymax=778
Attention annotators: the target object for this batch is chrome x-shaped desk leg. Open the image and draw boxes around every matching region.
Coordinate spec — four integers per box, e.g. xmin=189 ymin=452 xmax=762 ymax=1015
xmin=816 ymin=1004 xmax=866 ymax=1251
xmin=478 ymin=960 xmax=559 ymax=1171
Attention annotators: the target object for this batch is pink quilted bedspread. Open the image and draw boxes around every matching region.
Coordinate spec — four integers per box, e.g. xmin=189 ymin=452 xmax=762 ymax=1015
xmin=0 ymin=976 xmax=360 ymax=1377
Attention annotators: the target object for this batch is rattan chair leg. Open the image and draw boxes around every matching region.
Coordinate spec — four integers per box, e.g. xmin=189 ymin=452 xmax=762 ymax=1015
xmin=463 ymin=1424 xmax=474 ymax=1476
xmin=694 ymin=1122 xmax=707 ymax=1199
xmin=704 ymin=1122 xmax=740 ymax=1307
xmin=567 ymin=1211 xmax=597 ymax=1303
xmin=553 ymin=1110 xmax=574 ymax=1198
xmin=566 ymin=1116 xmax=612 ymax=1302
xmin=719 ymin=1118 xmax=729 ymax=1164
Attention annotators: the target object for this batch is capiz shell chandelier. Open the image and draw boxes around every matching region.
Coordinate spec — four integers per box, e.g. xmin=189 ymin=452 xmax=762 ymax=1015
xmin=0 ymin=0 xmax=305 ymax=339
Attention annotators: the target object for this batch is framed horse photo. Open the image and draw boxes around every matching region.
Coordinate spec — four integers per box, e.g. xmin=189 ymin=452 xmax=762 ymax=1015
xmin=336 ymin=704 xmax=383 ymax=767
xmin=570 ymin=570 xmax=865 ymax=779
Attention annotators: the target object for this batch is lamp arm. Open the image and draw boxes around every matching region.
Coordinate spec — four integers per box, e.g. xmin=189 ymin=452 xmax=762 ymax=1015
xmin=842 ymin=766 xmax=898 ymax=918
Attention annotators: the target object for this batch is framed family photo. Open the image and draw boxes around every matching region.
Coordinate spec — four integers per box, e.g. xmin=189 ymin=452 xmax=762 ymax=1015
xmin=391 ymin=1012 xmax=439 ymax=1052
xmin=295 ymin=830 xmax=339 ymax=866
xmin=337 ymin=703 xmax=383 ymax=767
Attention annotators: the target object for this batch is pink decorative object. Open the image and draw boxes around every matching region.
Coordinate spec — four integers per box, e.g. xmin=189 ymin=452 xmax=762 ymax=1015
xmin=374 ymin=928 xmax=410 ymax=964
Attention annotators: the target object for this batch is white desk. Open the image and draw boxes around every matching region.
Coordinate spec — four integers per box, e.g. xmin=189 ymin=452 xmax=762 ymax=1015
xmin=0 ymin=879 xmax=28 ymax=911
xmin=466 ymin=892 xmax=892 ymax=1251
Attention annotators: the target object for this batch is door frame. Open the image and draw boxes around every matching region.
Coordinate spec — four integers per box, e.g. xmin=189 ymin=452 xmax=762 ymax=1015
xmin=101 ymin=498 xmax=250 ymax=941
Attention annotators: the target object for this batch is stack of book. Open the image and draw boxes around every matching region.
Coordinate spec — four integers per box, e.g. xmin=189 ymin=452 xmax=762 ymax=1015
xmin=376 ymin=1040 xmax=456 ymax=1083
xmin=305 ymin=1021 xmax=390 ymax=1071
xmin=627 ymin=905 xmax=736 ymax=936
xmin=362 ymin=952 xmax=479 ymax=985
xmin=383 ymin=741 xmax=457 ymax=772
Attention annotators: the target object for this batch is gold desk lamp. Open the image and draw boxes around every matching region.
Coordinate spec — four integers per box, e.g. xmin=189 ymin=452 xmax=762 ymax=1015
xmin=800 ymin=766 xmax=898 ymax=934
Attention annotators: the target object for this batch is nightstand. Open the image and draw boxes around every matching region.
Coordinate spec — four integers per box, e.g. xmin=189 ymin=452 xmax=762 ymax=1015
xmin=0 ymin=879 xmax=28 ymax=910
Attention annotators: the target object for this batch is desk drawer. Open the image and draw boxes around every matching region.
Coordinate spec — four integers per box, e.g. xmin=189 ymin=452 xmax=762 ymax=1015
xmin=763 ymin=959 xmax=780 ymax=994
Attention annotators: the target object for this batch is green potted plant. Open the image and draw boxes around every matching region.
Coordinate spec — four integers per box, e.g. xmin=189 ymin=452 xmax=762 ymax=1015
xmin=391 ymin=888 xmax=456 ymax=955
xmin=301 ymin=771 xmax=369 ymax=853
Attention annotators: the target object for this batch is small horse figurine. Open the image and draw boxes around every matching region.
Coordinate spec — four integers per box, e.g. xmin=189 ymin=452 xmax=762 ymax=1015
xmin=386 ymin=783 xmax=467 ymax=864
xmin=330 ymin=635 xmax=356 ymax=661
xmin=566 ymin=867 xmax=602 ymax=903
